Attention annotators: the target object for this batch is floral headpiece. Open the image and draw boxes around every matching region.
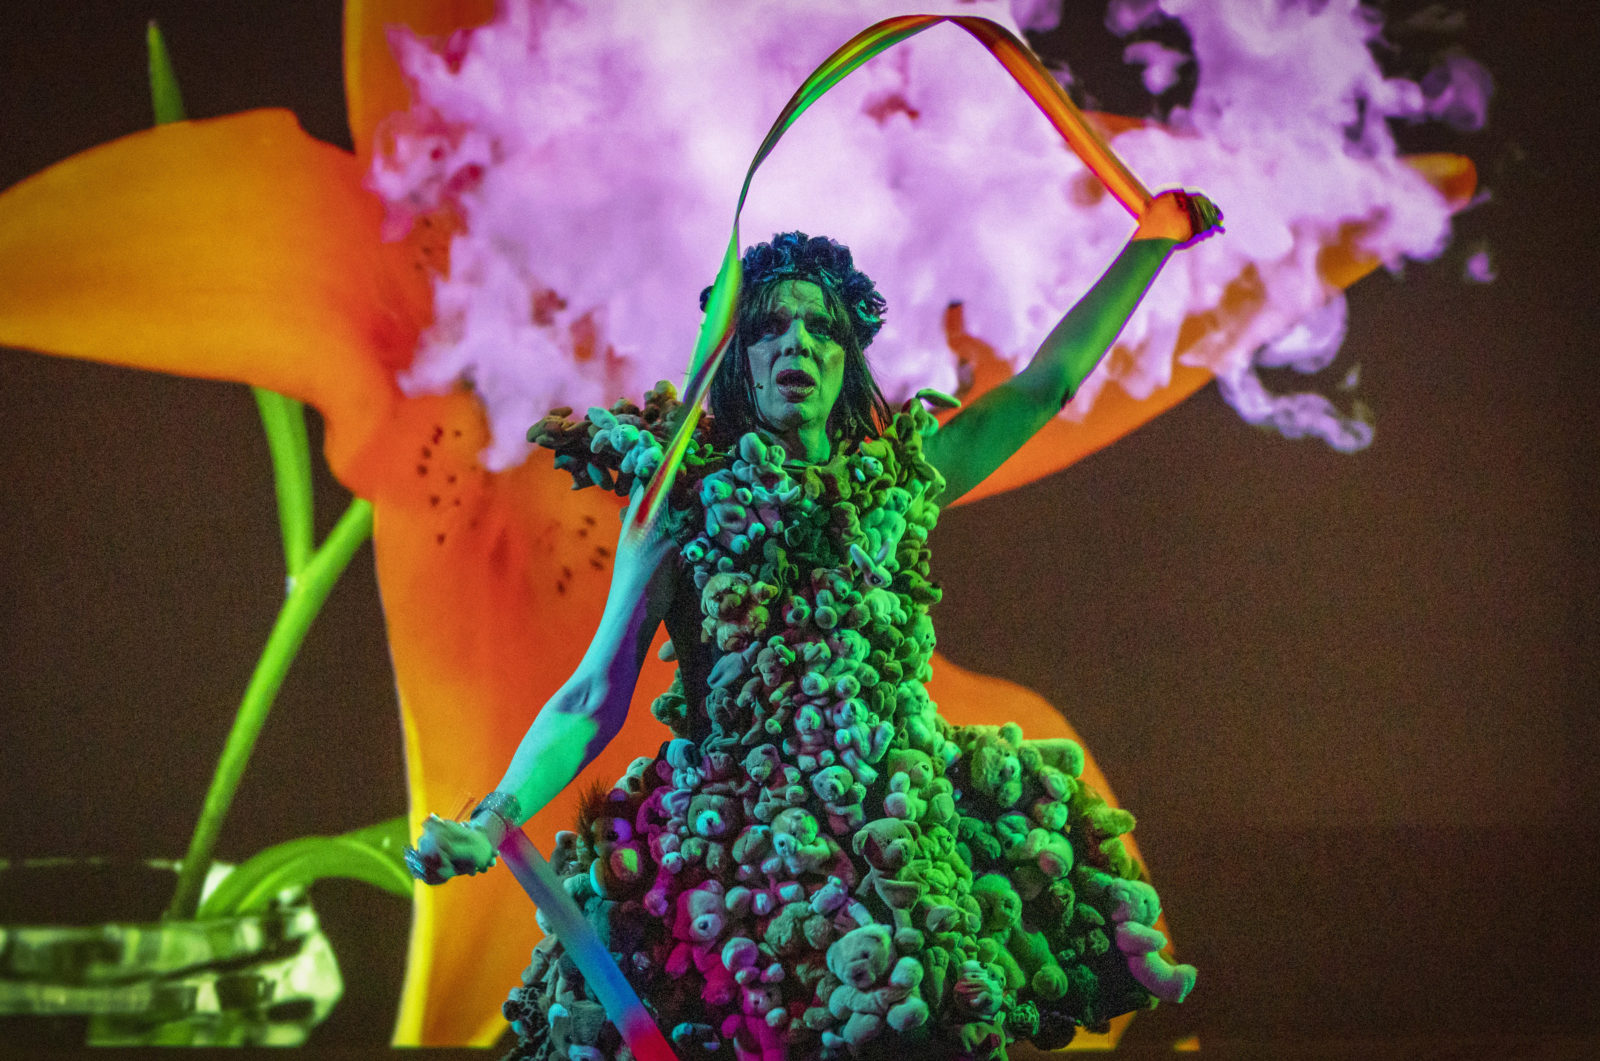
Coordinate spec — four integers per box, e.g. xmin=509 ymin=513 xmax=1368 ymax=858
xmin=701 ymin=231 xmax=887 ymax=349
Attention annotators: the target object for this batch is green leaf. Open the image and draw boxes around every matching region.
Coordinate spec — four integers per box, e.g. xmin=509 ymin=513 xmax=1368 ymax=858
xmin=197 ymin=817 xmax=412 ymax=919
xmin=146 ymin=22 xmax=186 ymax=125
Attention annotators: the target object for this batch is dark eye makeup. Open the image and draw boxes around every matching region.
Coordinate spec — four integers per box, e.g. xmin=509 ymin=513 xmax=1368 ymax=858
xmin=751 ymin=311 xmax=839 ymax=342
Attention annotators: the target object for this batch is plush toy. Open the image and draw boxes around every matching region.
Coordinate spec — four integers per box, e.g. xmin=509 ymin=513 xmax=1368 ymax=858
xmin=687 ymin=792 xmax=740 ymax=875
xmin=1077 ymin=869 xmax=1158 ymax=927
xmin=994 ymin=812 xmax=1031 ymax=857
xmin=956 ymin=1017 xmax=1006 ymax=1061
xmin=969 ymin=874 xmax=1068 ymax=1000
xmin=784 ymin=703 xmax=836 ymax=773
xmin=612 ymin=755 xmax=658 ymax=800
xmin=969 ymin=874 xmax=1028 ymax=991
xmin=882 ymin=747 xmax=956 ymax=826
xmin=965 ymin=723 xmax=1025 ymax=808
xmin=666 ymin=880 xmax=738 ymax=1008
xmin=767 ymin=807 xmax=846 ymax=881
xmin=1011 ymin=827 xmax=1075 ymax=880
xmin=808 ymin=875 xmax=873 ymax=932
xmin=1019 ymin=737 xmax=1085 ymax=780
xmin=846 ymin=818 xmax=921 ymax=949
xmin=810 ymin=764 xmax=867 ymax=835
xmin=740 ymin=744 xmax=808 ymax=824
xmin=1074 ymin=868 xmax=1196 ymax=1003
xmin=881 ymin=748 xmax=931 ymax=821
xmin=590 ymin=825 xmax=647 ymax=899
xmin=851 ymin=817 xmax=920 ymax=877
xmin=828 ymin=697 xmax=892 ymax=785
xmin=1027 ymin=762 xmax=1075 ymax=831
xmin=720 ymin=977 xmax=790 ymax=1061
xmin=1114 ymin=920 xmax=1197 ymax=1003
xmin=820 ymin=925 xmax=929 ymax=1050
xmin=950 ymin=958 xmax=1004 ymax=1020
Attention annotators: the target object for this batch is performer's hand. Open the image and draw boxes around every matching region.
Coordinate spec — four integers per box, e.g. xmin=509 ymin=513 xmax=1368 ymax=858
xmin=405 ymin=813 xmax=497 ymax=885
xmin=1134 ymin=189 xmax=1223 ymax=248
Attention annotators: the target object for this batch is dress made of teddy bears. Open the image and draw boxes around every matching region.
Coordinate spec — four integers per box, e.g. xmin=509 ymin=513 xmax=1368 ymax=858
xmin=509 ymin=384 xmax=1194 ymax=1061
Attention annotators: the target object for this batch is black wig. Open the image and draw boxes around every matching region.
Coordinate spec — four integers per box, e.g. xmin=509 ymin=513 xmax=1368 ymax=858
xmin=701 ymin=232 xmax=892 ymax=447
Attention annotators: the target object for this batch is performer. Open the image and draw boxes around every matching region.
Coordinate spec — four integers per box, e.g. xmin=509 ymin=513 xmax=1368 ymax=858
xmin=410 ymin=188 xmax=1219 ymax=1060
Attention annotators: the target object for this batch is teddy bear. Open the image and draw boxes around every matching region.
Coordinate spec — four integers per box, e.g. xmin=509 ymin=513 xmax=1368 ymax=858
xmin=720 ymin=973 xmax=790 ymax=1061
xmin=881 ymin=748 xmax=932 ymax=821
xmin=740 ymin=744 xmax=808 ymax=823
xmin=818 ymin=925 xmax=929 ymax=1051
xmin=956 ymin=1017 xmax=1006 ymax=1061
xmin=729 ymin=823 xmax=771 ymax=880
xmin=849 ymin=819 xmax=927 ymax=951
xmin=898 ymin=691 xmax=958 ymax=767
xmin=611 ymin=755 xmax=658 ymax=800
xmin=950 ymin=958 xmax=1004 ymax=1020
xmin=685 ymin=792 xmax=740 ymax=875
xmin=963 ymin=723 xmax=1025 ymax=809
xmin=753 ymin=639 xmax=796 ymax=688
xmin=638 ymin=825 xmax=686 ymax=918
xmin=783 ymin=703 xmax=836 ymax=773
xmin=810 ymin=764 xmax=866 ymax=836
xmin=1076 ymin=867 xmax=1159 ymax=926
xmin=767 ymin=807 xmax=849 ymax=883
xmin=851 ymin=818 xmax=919 ymax=879
xmin=969 ymin=874 xmax=1068 ymax=1000
xmin=1071 ymin=867 xmax=1195 ymax=1000
xmin=1020 ymin=736 xmax=1085 ymax=779
xmin=794 ymin=875 xmax=874 ymax=957
xmin=1113 ymin=919 xmax=1198 ymax=1004
xmin=882 ymin=748 xmax=956 ymax=827
xmin=666 ymin=880 xmax=739 ymax=1009
xmin=1011 ymin=827 xmax=1075 ymax=880
xmin=894 ymin=858 xmax=971 ymax=946
xmin=994 ymin=812 xmax=1031 ymax=858
xmin=828 ymin=698 xmax=893 ymax=785
xmin=726 ymin=826 xmax=803 ymax=919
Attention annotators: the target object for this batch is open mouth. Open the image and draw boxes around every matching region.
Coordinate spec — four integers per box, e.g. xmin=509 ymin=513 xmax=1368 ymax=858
xmin=771 ymin=368 xmax=819 ymax=396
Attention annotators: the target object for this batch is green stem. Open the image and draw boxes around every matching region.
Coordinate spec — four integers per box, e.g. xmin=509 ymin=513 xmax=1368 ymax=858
xmin=165 ymin=499 xmax=374 ymax=921
xmin=146 ymin=21 xmax=186 ymax=126
xmin=253 ymin=388 xmax=316 ymax=578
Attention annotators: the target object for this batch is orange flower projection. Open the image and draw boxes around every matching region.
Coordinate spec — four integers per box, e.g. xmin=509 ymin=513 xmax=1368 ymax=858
xmin=0 ymin=0 xmax=1474 ymax=1046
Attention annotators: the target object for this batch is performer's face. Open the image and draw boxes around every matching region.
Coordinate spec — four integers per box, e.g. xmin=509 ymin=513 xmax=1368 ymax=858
xmin=746 ymin=279 xmax=847 ymax=451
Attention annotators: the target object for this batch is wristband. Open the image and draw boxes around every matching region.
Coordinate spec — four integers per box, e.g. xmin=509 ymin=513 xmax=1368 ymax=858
xmin=470 ymin=790 xmax=523 ymax=844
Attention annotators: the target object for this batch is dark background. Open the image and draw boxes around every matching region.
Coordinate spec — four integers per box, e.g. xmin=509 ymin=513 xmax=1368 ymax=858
xmin=2 ymin=1 xmax=1596 ymax=1055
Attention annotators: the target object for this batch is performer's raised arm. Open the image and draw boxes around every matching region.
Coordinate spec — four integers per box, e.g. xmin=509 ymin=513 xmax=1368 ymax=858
xmin=924 ymin=189 xmax=1221 ymax=503
xmin=406 ymin=490 xmax=678 ymax=884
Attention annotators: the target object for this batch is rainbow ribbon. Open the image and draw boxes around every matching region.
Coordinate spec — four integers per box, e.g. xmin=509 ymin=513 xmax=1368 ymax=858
xmin=518 ymin=17 xmax=1155 ymax=1061
xmin=626 ymin=13 xmax=1153 ymax=544
xmin=499 ymin=830 xmax=677 ymax=1061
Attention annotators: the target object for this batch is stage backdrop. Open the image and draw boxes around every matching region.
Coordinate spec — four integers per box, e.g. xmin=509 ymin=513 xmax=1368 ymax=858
xmin=1 ymin=0 xmax=1595 ymax=1053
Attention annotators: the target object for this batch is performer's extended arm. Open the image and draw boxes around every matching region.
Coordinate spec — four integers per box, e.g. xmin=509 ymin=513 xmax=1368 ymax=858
xmin=410 ymin=491 xmax=677 ymax=883
xmin=924 ymin=190 xmax=1220 ymax=503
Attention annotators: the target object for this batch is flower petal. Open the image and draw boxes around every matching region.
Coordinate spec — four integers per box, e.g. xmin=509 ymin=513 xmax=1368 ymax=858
xmin=372 ymin=392 xmax=675 ymax=1045
xmin=0 ymin=110 xmax=430 ymax=485
xmin=945 ymin=152 xmax=1478 ymax=507
xmin=344 ymin=0 xmax=495 ymax=166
